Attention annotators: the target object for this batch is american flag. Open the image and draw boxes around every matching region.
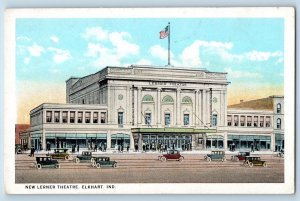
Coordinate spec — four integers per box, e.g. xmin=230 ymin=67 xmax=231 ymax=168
xmin=159 ymin=25 xmax=169 ymax=39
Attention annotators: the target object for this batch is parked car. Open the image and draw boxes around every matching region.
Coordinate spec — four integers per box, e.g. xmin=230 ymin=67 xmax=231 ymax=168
xmin=244 ymin=156 xmax=267 ymax=167
xmin=231 ymin=151 xmax=250 ymax=161
xmin=15 ymin=144 xmax=23 ymax=154
xmin=277 ymin=149 xmax=284 ymax=158
xmin=74 ymin=151 xmax=94 ymax=163
xmin=158 ymin=150 xmax=184 ymax=162
xmin=204 ymin=151 xmax=226 ymax=162
xmin=35 ymin=156 xmax=60 ymax=169
xmin=47 ymin=148 xmax=70 ymax=160
xmin=92 ymin=157 xmax=117 ymax=168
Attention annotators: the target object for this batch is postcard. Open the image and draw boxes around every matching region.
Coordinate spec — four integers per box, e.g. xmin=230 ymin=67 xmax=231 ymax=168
xmin=4 ymin=7 xmax=295 ymax=194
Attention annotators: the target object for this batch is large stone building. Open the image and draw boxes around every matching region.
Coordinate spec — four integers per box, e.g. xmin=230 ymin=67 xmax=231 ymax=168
xmin=29 ymin=65 xmax=284 ymax=152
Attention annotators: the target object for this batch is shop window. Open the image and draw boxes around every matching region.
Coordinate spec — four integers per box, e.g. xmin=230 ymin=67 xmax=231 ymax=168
xmin=277 ymin=118 xmax=281 ymax=129
xmin=266 ymin=116 xmax=271 ymax=127
xmin=240 ymin=116 xmax=245 ymax=126
xmin=254 ymin=116 xmax=258 ymax=127
xmin=54 ymin=111 xmax=60 ymax=123
xmin=101 ymin=112 xmax=106 ymax=123
xmin=85 ymin=112 xmax=91 ymax=123
xmin=234 ymin=115 xmax=239 ymax=126
xmin=259 ymin=116 xmax=264 ymax=127
xmin=184 ymin=114 xmax=190 ymax=125
xmin=227 ymin=115 xmax=232 ymax=126
xmin=165 ymin=113 xmax=171 ymax=126
xmin=145 ymin=113 xmax=151 ymax=126
xmin=118 ymin=112 xmax=124 ymax=125
xmin=70 ymin=111 xmax=75 ymax=123
xmin=46 ymin=111 xmax=52 ymax=123
xmin=93 ymin=112 xmax=98 ymax=123
xmin=62 ymin=111 xmax=68 ymax=123
xmin=212 ymin=114 xmax=217 ymax=126
xmin=78 ymin=112 xmax=83 ymax=123
xmin=277 ymin=103 xmax=281 ymax=114
xmin=247 ymin=116 xmax=252 ymax=127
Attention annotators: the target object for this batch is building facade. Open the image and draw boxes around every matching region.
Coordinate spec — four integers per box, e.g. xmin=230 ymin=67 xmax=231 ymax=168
xmin=28 ymin=65 xmax=284 ymax=152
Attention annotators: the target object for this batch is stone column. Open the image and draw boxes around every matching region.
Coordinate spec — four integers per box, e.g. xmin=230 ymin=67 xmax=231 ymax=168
xmin=42 ymin=129 xmax=46 ymax=150
xmin=130 ymin=134 xmax=134 ymax=150
xmin=137 ymin=87 xmax=142 ymax=125
xmin=193 ymin=90 xmax=197 ymax=126
xmin=176 ymin=88 xmax=181 ymax=125
xmin=138 ymin=133 xmax=143 ymax=151
xmin=156 ymin=88 xmax=162 ymax=126
xmin=195 ymin=90 xmax=200 ymax=125
xmin=133 ymin=88 xmax=138 ymax=126
xmin=202 ymin=89 xmax=207 ymax=126
xmin=106 ymin=130 xmax=111 ymax=150
xmin=224 ymin=132 xmax=228 ymax=149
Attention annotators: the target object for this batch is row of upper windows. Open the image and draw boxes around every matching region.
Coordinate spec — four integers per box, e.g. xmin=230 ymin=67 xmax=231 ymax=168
xmin=46 ymin=111 xmax=107 ymax=124
xmin=227 ymin=115 xmax=272 ymax=127
xmin=143 ymin=95 xmax=192 ymax=103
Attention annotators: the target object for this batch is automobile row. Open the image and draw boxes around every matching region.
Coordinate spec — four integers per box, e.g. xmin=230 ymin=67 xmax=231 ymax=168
xmin=33 ymin=148 xmax=273 ymax=170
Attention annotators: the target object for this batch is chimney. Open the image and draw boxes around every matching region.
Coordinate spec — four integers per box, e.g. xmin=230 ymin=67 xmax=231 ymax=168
xmin=240 ymin=100 xmax=244 ymax=103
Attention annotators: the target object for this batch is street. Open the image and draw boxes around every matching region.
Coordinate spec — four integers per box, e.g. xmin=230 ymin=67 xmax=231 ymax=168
xmin=15 ymin=152 xmax=284 ymax=183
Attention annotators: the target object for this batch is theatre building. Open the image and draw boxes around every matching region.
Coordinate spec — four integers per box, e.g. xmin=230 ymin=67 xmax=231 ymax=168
xmin=29 ymin=65 xmax=229 ymax=151
xmin=226 ymin=96 xmax=284 ymax=151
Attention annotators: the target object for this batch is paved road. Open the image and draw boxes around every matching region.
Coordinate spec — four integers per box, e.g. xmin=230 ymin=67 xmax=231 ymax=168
xmin=15 ymin=153 xmax=284 ymax=183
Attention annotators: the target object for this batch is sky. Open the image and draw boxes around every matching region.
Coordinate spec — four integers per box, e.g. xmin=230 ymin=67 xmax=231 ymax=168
xmin=16 ymin=18 xmax=284 ymax=123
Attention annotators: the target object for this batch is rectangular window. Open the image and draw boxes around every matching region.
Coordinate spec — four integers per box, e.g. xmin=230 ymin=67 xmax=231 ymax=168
xmin=101 ymin=112 xmax=106 ymax=123
xmin=227 ymin=115 xmax=232 ymax=126
xmin=46 ymin=111 xmax=52 ymax=123
xmin=254 ymin=116 xmax=258 ymax=127
xmin=70 ymin=111 xmax=75 ymax=123
xmin=93 ymin=112 xmax=98 ymax=123
xmin=85 ymin=112 xmax=91 ymax=123
xmin=184 ymin=114 xmax=189 ymax=125
xmin=165 ymin=113 xmax=170 ymax=126
xmin=54 ymin=111 xmax=60 ymax=123
xmin=62 ymin=111 xmax=68 ymax=123
xmin=266 ymin=116 xmax=271 ymax=127
xmin=247 ymin=116 xmax=252 ymax=127
xmin=118 ymin=112 xmax=124 ymax=125
xmin=259 ymin=116 xmax=264 ymax=127
xmin=145 ymin=113 xmax=151 ymax=126
xmin=240 ymin=116 xmax=245 ymax=126
xmin=78 ymin=112 xmax=83 ymax=123
xmin=212 ymin=114 xmax=217 ymax=126
xmin=234 ymin=115 xmax=239 ymax=126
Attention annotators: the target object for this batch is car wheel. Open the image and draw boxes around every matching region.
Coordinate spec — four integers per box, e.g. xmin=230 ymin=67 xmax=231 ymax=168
xmin=96 ymin=163 xmax=101 ymax=169
xmin=17 ymin=149 xmax=22 ymax=154
xmin=249 ymin=162 xmax=254 ymax=167
xmin=263 ymin=162 xmax=267 ymax=168
xmin=207 ymin=157 xmax=211 ymax=162
xmin=204 ymin=156 xmax=207 ymax=160
xmin=222 ymin=157 xmax=226 ymax=162
xmin=37 ymin=164 xmax=42 ymax=169
xmin=160 ymin=157 xmax=166 ymax=162
xmin=91 ymin=158 xmax=95 ymax=163
xmin=65 ymin=155 xmax=70 ymax=160
xmin=75 ymin=158 xmax=80 ymax=163
xmin=113 ymin=163 xmax=117 ymax=168
xmin=56 ymin=164 xmax=60 ymax=169
xmin=179 ymin=157 xmax=183 ymax=162
xmin=92 ymin=161 xmax=96 ymax=167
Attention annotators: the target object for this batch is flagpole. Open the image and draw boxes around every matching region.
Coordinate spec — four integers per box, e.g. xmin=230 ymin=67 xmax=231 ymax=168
xmin=168 ymin=22 xmax=170 ymax=66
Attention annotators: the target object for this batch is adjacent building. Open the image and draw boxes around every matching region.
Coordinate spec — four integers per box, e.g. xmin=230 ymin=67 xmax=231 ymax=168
xmin=28 ymin=65 xmax=284 ymax=152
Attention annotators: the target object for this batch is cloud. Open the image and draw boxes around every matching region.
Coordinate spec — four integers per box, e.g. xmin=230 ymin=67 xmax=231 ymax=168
xmin=24 ymin=57 xmax=31 ymax=65
xmin=82 ymin=27 xmax=108 ymax=41
xmin=28 ymin=43 xmax=45 ymax=57
xmin=47 ymin=47 xmax=71 ymax=64
xmin=224 ymin=67 xmax=263 ymax=79
xmin=245 ymin=51 xmax=283 ymax=61
xmin=83 ymin=27 xmax=140 ymax=67
xmin=17 ymin=36 xmax=31 ymax=42
xmin=50 ymin=36 xmax=59 ymax=43
xmin=134 ymin=58 xmax=152 ymax=65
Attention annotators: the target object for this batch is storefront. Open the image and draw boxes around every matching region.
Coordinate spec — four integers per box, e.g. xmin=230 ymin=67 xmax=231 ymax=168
xmin=227 ymin=134 xmax=271 ymax=151
xmin=111 ymin=133 xmax=130 ymax=149
xmin=206 ymin=135 xmax=224 ymax=149
xmin=275 ymin=133 xmax=284 ymax=151
xmin=30 ymin=133 xmax=42 ymax=150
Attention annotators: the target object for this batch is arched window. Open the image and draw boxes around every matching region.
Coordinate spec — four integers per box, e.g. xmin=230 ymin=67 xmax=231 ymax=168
xmin=162 ymin=95 xmax=174 ymax=103
xmin=182 ymin=96 xmax=192 ymax=104
xmin=277 ymin=118 xmax=281 ymax=129
xmin=142 ymin=95 xmax=154 ymax=102
xmin=277 ymin=103 xmax=281 ymax=113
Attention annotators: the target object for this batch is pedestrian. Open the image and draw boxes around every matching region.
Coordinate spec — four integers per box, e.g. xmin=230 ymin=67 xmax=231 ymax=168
xmin=251 ymin=143 xmax=254 ymax=152
xmin=94 ymin=144 xmax=98 ymax=152
xmin=30 ymin=147 xmax=35 ymax=157
xmin=77 ymin=145 xmax=79 ymax=153
xmin=134 ymin=143 xmax=138 ymax=152
xmin=72 ymin=144 xmax=75 ymax=153
xmin=127 ymin=145 xmax=129 ymax=152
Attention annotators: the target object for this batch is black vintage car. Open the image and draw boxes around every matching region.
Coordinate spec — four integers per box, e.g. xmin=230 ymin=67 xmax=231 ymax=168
xmin=47 ymin=148 xmax=70 ymax=160
xmin=74 ymin=151 xmax=94 ymax=163
xmin=244 ymin=156 xmax=267 ymax=167
xmin=92 ymin=157 xmax=117 ymax=169
xmin=35 ymin=156 xmax=60 ymax=169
